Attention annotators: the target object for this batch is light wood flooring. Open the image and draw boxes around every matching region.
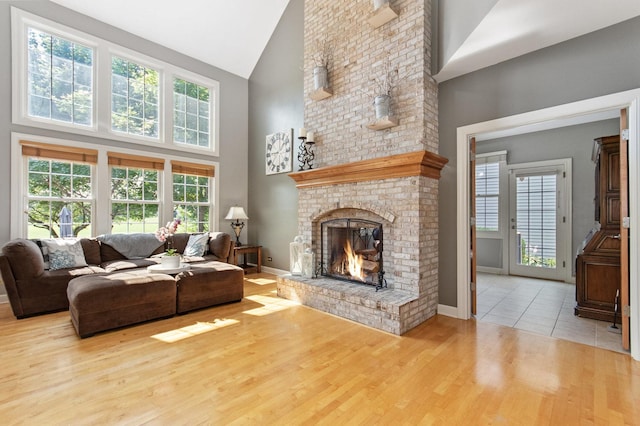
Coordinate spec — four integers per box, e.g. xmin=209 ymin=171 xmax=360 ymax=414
xmin=1 ymin=273 xmax=639 ymax=424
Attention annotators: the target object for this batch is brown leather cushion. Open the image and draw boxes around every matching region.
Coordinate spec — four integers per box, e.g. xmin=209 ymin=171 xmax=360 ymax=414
xmin=2 ymin=239 xmax=45 ymax=280
xmin=99 ymin=243 xmax=126 ymax=262
xmin=80 ymin=238 xmax=101 ymax=265
xmin=169 ymin=233 xmax=190 ymax=253
xmin=175 ymin=261 xmax=243 ymax=313
xmin=67 ymin=270 xmax=176 ymax=337
xmin=209 ymin=232 xmax=231 ymax=259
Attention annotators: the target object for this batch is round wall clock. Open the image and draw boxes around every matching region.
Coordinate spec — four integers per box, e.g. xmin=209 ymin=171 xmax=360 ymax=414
xmin=265 ymin=129 xmax=293 ymax=175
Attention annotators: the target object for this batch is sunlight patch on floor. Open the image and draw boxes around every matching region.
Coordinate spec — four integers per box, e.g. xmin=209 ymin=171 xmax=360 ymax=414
xmin=151 ymin=319 xmax=239 ymax=343
xmin=242 ymin=294 xmax=300 ymax=316
xmin=245 ymin=277 xmax=277 ymax=285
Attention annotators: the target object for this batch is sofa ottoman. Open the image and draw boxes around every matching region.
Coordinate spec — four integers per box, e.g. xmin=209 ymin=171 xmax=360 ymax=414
xmin=67 ymin=270 xmax=177 ymax=338
xmin=175 ymin=261 xmax=244 ymax=314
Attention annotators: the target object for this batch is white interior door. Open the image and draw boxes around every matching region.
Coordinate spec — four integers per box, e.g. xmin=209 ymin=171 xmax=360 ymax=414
xmin=508 ymin=160 xmax=571 ymax=281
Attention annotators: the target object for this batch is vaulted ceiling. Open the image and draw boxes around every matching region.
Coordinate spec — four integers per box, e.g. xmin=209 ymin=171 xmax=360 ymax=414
xmin=51 ymin=0 xmax=640 ymax=81
xmin=50 ymin=0 xmax=292 ymax=79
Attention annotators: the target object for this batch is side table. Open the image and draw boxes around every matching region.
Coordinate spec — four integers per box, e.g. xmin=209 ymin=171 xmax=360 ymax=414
xmin=232 ymin=245 xmax=262 ymax=274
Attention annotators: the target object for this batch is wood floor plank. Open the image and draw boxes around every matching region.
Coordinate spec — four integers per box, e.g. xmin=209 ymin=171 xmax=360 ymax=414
xmin=0 ymin=273 xmax=639 ymax=424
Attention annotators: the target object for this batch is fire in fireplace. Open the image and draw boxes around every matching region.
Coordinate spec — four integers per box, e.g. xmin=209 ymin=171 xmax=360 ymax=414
xmin=319 ymin=218 xmax=386 ymax=290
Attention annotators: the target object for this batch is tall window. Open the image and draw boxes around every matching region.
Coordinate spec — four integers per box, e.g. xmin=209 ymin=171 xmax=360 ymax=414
xmin=22 ymin=141 xmax=95 ymax=238
xmin=27 ymin=27 xmax=93 ymax=126
xmin=173 ymin=78 xmax=210 ymax=148
xmin=109 ymin=153 xmax=163 ymax=233
xmin=111 ymin=57 xmax=159 ymax=138
xmin=14 ymin=8 xmax=220 ymax=154
xmin=475 ymin=162 xmax=499 ymax=231
xmin=172 ymin=161 xmax=214 ymax=232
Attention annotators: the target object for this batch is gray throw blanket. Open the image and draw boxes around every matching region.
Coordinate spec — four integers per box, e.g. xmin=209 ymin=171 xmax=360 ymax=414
xmin=98 ymin=233 xmax=164 ymax=259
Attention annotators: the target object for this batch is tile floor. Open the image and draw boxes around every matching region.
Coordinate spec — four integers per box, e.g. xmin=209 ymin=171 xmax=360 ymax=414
xmin=476 ymin=273 xmax=627 ymax=353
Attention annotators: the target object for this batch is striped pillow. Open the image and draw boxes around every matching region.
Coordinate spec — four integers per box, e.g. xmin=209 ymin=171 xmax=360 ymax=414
xmin=33 ymin=239 xmax=50 ymax=270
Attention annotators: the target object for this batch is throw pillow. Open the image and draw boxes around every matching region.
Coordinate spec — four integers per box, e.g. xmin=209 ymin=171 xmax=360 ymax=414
xmin=42 ymin=239 xmax=88 ymax=271
xmin=183 ymin=233 xmax=209 ymax=257
xmin=33 ymin=239 xmax=50 ymax=270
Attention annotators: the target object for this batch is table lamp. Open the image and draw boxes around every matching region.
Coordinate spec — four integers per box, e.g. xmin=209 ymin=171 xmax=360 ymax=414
xmin=225 ymin=206 xmax=249 ymax=246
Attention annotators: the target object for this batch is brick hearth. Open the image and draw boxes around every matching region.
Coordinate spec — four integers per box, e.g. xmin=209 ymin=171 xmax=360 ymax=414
xmin=278 ymin=275 xmax=415 ymax=335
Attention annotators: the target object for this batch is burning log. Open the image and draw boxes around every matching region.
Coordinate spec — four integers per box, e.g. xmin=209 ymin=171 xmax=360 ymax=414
xmin=362 ymin=259 xmax=379 ymax=273
xmin=356 ymin=248 xmax=378 ymax=257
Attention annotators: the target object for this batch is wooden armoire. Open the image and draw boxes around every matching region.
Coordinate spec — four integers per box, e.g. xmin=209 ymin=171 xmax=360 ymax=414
xmin=575 ymin=135 xmax=621 ymax=322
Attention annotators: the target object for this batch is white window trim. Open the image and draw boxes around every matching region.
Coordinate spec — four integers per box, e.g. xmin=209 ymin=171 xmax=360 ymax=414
xmin=11 ymin=7 xmax=100 ymax=134
xmin=11 ymin=132 xmax=219 ymax=239
xmin=105 ymin=50 xmax=166 ymax=145
xmin=11 ymin=7 xmax=220 ymax=156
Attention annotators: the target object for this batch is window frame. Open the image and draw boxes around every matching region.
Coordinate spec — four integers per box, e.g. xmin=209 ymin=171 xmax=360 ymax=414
xmin=172 ymin=75 xmax=216 ymax=151
xmin=109 ymin=154 xmax=164 ymax=235
xmin=12 ymin=7 xmax=220 ymax=156
xmin=110 ymin=54 xmax=162 ymax=141
xmin=475 ymin=151 xmax=508 ymax=239
xmin=12 ymin=7 xmax=99 ymax=133
xmin=171 ymin=167 xmax=214 ymax=233
xmin=24 ymin=154 xmax=96 ymax=239
xmin=11 ymin=132 xmax=219 ymax=239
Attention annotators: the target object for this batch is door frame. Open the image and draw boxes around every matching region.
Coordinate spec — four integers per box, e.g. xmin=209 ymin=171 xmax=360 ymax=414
xmin=455 ymin=88 xmax=640 ymax=361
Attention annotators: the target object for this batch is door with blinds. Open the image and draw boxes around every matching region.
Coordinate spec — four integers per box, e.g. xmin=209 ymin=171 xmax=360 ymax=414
xmin=508 ymin=160 xmax=571 ymax=281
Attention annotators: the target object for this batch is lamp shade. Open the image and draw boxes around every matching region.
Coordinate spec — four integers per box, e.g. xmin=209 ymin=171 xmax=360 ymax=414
xmin=225 ymin=206 xmax=249 ymax=220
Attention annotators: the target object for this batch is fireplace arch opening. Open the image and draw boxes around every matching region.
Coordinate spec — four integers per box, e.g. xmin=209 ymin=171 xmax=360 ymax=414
xmin=319 ymin=218 xmax=386 ymax=290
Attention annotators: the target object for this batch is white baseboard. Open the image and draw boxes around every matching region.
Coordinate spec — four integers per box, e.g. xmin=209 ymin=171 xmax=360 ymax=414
xmin=0 ymin=294 xmax=8 ymax=304
xmin=437 ymin=304 xmax=458 ymax=318
xmin=259 ymin=265 xmax=289 ymax=276
xmin=477 ymin=266 xmax=506 ymax=274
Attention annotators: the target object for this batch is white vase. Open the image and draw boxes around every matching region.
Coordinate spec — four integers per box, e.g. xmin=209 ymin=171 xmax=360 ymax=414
xmin=373 ymin=0 xmax=388 ymax=10
xmin=290 ymin=236 xmax=305 ymax=276
xmin=302 ymin=249 xmax=315 ymax=279
xmin=313 ymin=66 xmax=328 ymax=90
xmin=161 ymin=255 xmax=180 ymax=269
xmin=374 ymin=94 xmax=391 ymax=119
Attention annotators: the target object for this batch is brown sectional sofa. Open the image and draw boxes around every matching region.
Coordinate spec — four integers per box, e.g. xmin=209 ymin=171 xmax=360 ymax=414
xmin=0 ymin=232 xmax=244 ymax=335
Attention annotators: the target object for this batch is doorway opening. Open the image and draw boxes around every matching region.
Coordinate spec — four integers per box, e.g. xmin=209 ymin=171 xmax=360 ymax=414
xmin=456 ymin=89 xmax=640 ymax=360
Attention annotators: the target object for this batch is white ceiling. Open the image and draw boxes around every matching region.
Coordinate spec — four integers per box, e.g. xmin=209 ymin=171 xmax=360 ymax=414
xmin=50 ymin=0 xmax=291 ymax=79
xmin=51 ymin=0 xmax=640 ymax=81
xmin=435 ymin=0 xmax=640 ymax=82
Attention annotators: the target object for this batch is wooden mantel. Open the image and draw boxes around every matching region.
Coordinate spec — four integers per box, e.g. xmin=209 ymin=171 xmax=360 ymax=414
xmin=288 ymin=150 xmax=448 ymax=188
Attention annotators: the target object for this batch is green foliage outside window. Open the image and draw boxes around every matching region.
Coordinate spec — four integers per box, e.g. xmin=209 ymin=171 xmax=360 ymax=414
xmin=173 ymin=78 xmax=210 ymax=148
xmin=27 ymin=28 xmax=93 ymax=126
xmin=111 ymin=57 xmax=159 ymax=138
xmin=111 ymin=167 xmax=159 ymax=233
xmin=27 ymin=159 xmax=92 ymax=238
xmin=172 ymin=173 xmax=210 ymax=232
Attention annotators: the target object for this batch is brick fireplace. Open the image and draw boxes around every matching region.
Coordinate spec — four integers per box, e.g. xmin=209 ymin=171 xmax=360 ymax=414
xmin=278 ymin=152 xmax=446 ymax=334
xmin=276 ymin=0 xmax=444 ymax=335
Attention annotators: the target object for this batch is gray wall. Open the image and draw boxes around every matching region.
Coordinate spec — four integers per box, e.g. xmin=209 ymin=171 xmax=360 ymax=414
xmin=476 ymin=119 xmax=620 ymax=273
xmin=438 ymin=16 xmax=640 ymax=306
xmin=0 ymin=0 xmax=249 ymax=248
xmin=247 ymin=0 xmax=303 ymax=271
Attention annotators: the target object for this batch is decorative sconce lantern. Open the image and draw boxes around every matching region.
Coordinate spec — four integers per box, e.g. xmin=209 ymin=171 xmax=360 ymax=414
xmin=302 ymin=247 xmax=315 ymax=279
xmin=297 ymin=128 xmax=316 ymax=171
xmin=290 ymin=235 xmax=305 ymax=276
